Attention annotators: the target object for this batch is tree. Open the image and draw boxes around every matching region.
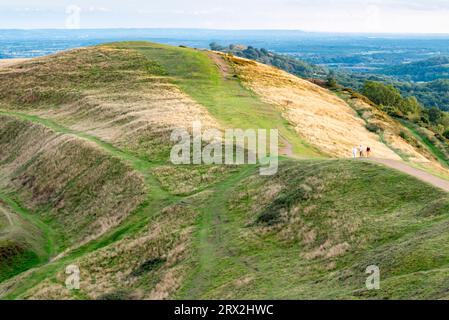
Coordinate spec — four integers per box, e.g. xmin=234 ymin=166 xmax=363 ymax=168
xmin=361 ymin=81 xmax=403 ymax=107
xmin=260 ymin=48 xmax=269 ymax=55
xmin=443 ymin=129 xmax=449 ymax=140
xmin=209 ymin=42 xmax=225 ymax=51
xmin=242 ymin=46 xmax=260 ymax=59
xmin=400 ymin=96 xmax=422 ymax=120
xmin=428 ymin=106 xmax=443 ymax=125
xmin=326 ymin=72 xmax=338 ymax=88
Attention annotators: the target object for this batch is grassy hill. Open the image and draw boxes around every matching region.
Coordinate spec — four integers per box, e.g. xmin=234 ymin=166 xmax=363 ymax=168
xmin=1 ymin=42 xmax=449 ymax=299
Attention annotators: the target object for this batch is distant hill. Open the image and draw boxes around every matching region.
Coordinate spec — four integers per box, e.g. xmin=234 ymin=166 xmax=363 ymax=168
xmin=209 ymin=43 xmax=449 ymax=112
xmin=210 ymin=42 xmax=329 ymax=79
xmin=379 ymin=56 xmax=449 ymax=82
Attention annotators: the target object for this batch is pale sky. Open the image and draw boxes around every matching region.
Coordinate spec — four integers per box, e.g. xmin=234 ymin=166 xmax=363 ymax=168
xmin=1 ymin=0 xmax=449 ymax=33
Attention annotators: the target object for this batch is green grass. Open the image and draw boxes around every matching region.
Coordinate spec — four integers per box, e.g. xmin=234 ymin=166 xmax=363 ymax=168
xmin=0 ymin=193 xmax=58 ymax=281
xmin=0 ymin=241 xmax=40 ymax=283
xmin=0 ymin=110 xmax=168 ymax=198
xmin=178 ymin=160 xmax=449 ymax=299
xmin=112 ymin=42 xmax=320 ymax=157
xmin=0 ymin=193 xmax=58 ymax=258
xmin=178 ymin=164 xmax=257 ymax=298
xmin=0 ymin=110 xmax=238 ymax=298
xmin=399 ymin=119 xmax=449 ymax=168
xmin=2 ymin=42 xmax=449 ymax=300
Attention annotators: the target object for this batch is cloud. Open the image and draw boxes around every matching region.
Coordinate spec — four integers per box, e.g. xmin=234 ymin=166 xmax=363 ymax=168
xmin=87 ymin=6 xmax=111 ymax=13
xmin=386 ymin=0 xmax=449 ymax=11
xmin=1 ymin=0 xmax=449 ymax=32
xmin=285 ymin=0 xmax=449 ymax=11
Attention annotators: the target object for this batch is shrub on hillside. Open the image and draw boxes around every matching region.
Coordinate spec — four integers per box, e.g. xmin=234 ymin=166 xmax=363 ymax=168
xmin=366 ymin=123 xmax=382 ymax=134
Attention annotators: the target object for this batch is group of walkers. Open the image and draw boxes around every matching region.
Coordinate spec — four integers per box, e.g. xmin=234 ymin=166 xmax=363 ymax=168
xmin=352 ymin=145 xmax=371 ymax=159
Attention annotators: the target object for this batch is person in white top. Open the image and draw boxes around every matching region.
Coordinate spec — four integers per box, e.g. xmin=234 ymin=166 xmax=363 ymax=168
xmin=359 ymin=145 xmax=364 ymax=158
xmin=352 ymin=147 xmax=358 ymax=159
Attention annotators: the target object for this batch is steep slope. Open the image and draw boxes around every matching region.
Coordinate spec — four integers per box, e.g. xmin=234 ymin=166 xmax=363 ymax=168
xmin=0 ymin=47 xmax=220 ymax=161
xmin=224 ymin=53 xmax=401 ymax=159
xmin=0 ymin=115 xmax=147 ymax=247
xmin=0 ymin=200 xmax=46 ymax=282
xmin=338 ymin=90 xmax=449 ymax=180
xmin=216 ymin=52 xmax=449 ymax=177
xmin=115 ymin=42 xmax=320 ymax=157
xmin=342 ymin=94 xmax=429 ymax=162
xmin=1 ymin=42 xmax=449 ymax=300
xmin=185 ymin=160 xmax=449 ymax=299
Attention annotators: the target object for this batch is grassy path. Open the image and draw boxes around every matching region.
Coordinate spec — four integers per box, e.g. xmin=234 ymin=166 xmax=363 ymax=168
xmin=179 ymin=165 xmax=258 ymax=298
xmin=0 ymin=109 xmax=183 ymax=298
xmin=0 ymin=108 xmax=258 ymax=299
xmin=0 ymin=110 xmax=169 ymax=201
xmin=0 ymin=192 xmax=58 ymax=260
xmin=115 ymin=42 xmax=320 ymax=158
xmin=368 ymin=158 xmax=449 ymax=192
xmin=0 ymin=191 xmax=59 ymax=283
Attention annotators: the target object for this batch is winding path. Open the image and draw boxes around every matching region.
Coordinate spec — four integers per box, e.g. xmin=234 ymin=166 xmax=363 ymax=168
xmin=368 ymin=158 xmax=449 ymax=192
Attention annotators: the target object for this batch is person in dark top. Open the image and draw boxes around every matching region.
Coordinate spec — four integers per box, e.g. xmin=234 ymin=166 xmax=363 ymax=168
xmin=366 ymin=147 xmax=371 ymax=157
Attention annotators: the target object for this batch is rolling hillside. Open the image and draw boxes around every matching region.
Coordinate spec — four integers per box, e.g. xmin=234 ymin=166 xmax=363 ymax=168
xmin=1 ymin=42 xmax=449 ymax=300
xmin=379 ymin=56 xmax=449 ymax=82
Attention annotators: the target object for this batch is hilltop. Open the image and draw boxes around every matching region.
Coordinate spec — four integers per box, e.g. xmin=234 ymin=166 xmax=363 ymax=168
xmin=1 ymin=42 xmax=449 ymax=299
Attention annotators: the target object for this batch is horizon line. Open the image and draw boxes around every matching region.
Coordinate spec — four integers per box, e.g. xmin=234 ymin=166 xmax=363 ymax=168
xmin=1 ymin=27 xmax=449 ymax=36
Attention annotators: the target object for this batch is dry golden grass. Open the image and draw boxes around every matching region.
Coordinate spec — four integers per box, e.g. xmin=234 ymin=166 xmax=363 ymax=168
xmin=346 ymin=95 xmax=449 ymax=179
xmin=0 ymin=47 xmax=220 ymax=160
xmin=227 ymin=55 xmax=400 ymax=160
xmin=348 ymin=97 xmax=430 ymax=162
xmin=24 ymin=280 xmax=75 ymax=300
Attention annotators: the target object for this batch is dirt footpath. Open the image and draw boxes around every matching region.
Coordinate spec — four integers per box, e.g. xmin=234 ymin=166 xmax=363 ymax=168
xmin=370 ymin=158 xmax=449 ymax=192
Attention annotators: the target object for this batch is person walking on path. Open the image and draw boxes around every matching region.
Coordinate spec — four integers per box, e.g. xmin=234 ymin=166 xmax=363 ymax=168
xmin=352 ymin=147 xmax=358 ymax=159
xmin=359 ymin=145 xmax=364 ymax=158
xmin=366 ymin=147 xmax=371 ymax=157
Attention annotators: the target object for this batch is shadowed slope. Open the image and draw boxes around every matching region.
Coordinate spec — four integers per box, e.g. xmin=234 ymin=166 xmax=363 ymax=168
xmin=0 ymin=115 xmax=147 ymax=248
